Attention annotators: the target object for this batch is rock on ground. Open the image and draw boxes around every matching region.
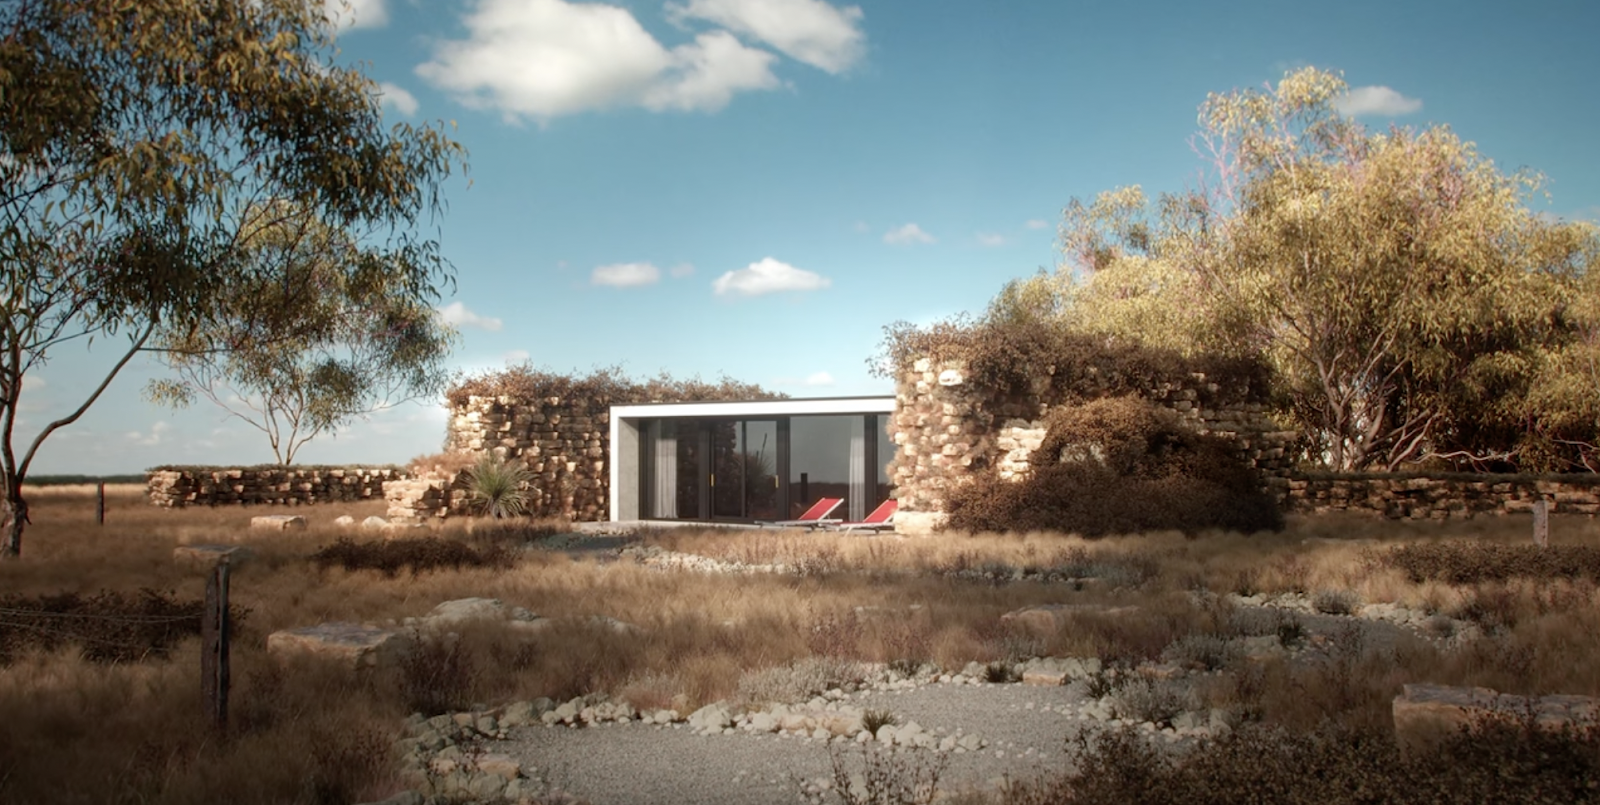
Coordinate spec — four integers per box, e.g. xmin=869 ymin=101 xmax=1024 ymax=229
xmin=267 ymin=622 xmax=414 ymax=670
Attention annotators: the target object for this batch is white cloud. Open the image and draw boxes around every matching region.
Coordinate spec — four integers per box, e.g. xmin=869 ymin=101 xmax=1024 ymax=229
xmin=504 ymin=349 xmax=531 ymax=364
xmin=1335 ymin=85 xmax=1422 ymax=117
xmin=1024 ymin=219 xmax=1049 ymax=230
xmin=377 ymin=82 xmax=419 ymax=116
xmin=126 ymin=421 xmax=171 ymax=447
xmin=669 ymin=263 xmax=696 ymax=278
xmin=592 ymin=262 xmax=662 ymax=287
xmin=803 ymin=371 xmax=834 ymax=386
xmin=435 ymin=301 xmax=504 ymax=331
xmin=976 ymin=232 xmax=1007 ymax=247
xmin=668 ymin=0 xmax=865 ymax=74
xmin=852 ymin=220 xmax=870 ymax=233
xmin=883 ymin=223 xmax=935 ymax=245
xmin=325 ymin=0 xmax=388 ymax=30
xmin=642 ymin=31 xmax=781 ymax=112
xmin=712 ymin=257 xmax=831 ymax=296
xmin=417 ymin=0 xmax=780 ymax=120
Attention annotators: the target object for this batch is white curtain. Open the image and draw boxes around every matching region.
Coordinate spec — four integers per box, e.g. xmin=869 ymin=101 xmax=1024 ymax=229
xmin=848 ymin=418 xmax=866 ymax=522
xmin=652 ymin=422 xmax=677 ymax=518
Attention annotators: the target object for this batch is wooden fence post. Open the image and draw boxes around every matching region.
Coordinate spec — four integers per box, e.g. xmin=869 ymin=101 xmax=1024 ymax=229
xmin=201 ymin=559 xmax=231 ymax=732
xmin=1533 ymin=498 xmax=1550 ymax=549
xmin=96 ymin=481 xmax=104 ymax=526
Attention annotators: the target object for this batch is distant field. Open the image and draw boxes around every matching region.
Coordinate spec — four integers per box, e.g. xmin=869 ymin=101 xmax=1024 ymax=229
xmin=24 ymin=474 xmax=146 ymax=486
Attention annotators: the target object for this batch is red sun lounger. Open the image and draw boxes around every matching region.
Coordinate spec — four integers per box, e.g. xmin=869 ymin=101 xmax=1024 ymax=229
xmin=756 ymin=497 xmax=844 ymax=529
xmin=827 ymin=499 xmax=898 ymax=534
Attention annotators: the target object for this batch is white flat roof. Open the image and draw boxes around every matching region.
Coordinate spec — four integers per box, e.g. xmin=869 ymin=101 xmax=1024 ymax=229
xmin=611 ymin=396 xmax=894 ymax=419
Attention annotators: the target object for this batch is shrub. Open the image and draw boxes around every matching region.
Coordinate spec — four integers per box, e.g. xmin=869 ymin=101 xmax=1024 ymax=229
xmin=466 ymin=453 xmax=532 ymax=519
xmin=828 ymin=741 xmax=946 ymax=805
xmin=309 ymin=537 xmax=511 ymax=576
xmin=945 ymin=397 xmax=1283 ymax=537
xmin=737 ymin=657 xmax=863 ymax=705
xmin=1110 ymin=677 xmax=1200 ymax=726
xmin=984 ymin=661 xmax=1020 ymax=684
xmin=398 ymin=638 xmax=480 ymax=716
xmin=1383 ymin=542 xmax=1600 ymax=584
xmin=445 ymin=365 xmax=782 ymax=408
xmin=1162 ymin=634 xmax=1240 ymax=671
xmin=1312 ymin=588 xmax=1361 ymax=615
xmin=1019 ymin=718 xmax=1600 ymax=805
xmin=861 ymin=708 xmax=898 ymax=735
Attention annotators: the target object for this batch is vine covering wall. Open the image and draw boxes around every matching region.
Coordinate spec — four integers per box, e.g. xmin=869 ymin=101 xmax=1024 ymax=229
xmin=888 ymin=355 xmax=1294 ymax=533
xmin=386 ymin=367 xmax=784 ymax=523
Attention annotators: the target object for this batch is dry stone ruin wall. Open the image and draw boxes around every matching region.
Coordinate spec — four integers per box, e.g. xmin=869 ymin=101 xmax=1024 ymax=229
xmin=888 ymin=357 xmax=1296 ymax=534
xmin=1287 ymin=475 xmax=1600 ymax=520
xmin=389 ymin=395 xmax=610 ymax=523
xmin=147 ymin=467 xmax=403 ymax=507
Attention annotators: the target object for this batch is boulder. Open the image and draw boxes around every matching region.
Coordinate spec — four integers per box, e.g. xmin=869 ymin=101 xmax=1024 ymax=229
xmin=361 ymin=516 xmax=389 ymax=530
xmin=474 ymin=753 xmax=521 ymax=781
xmin=333 ymin=515 xmax=356 ymax=528
xmin=1001 ymin=604 xmax=1136 ymax=635
xmin=267 ymin=622 xmax=414 ymax=670
xmin=251 ymin=515 xmax=306 ymax=530
xmin=688 ymin=702 xmax=732 ymax=733
xmin=1022 ymin=668 xmax=1068 ymax=687
xmin=1392 ymin=683 xmax=1600 ymax=753
xmin=173 ymin=544 xmax=253 ymax=568
xmin=426 ymin=598 xmax=510 ymax=626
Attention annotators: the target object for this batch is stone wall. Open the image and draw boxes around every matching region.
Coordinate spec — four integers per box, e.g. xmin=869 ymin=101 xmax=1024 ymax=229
xmin=407 ymin=394 xmax=610 ymax=522
xmin=888 ymin=357 xmax=1295 ymax=534
xmin=1285 ymin=474 xmax=1600 ymax=520
xmin=147 ymin=467 xmax=404 ymax=507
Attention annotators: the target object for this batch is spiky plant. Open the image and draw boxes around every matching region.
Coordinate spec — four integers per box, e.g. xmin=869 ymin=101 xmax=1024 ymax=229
xmin=468 ymin=453 xmax=532 ymax=519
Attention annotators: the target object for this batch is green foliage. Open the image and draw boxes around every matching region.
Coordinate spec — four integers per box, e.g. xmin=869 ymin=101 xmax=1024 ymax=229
xmin=467 ymin=454 xmax=533 ymax=519
xmin=309 ymin=537 xmax=511 ymax=577
xmin=446 ymin=365 xmax=783 ymax=408
xmin=148 ymin=202 xmax=460 ymax=465
xmin=0 ymin=0 xmax=465 ymax=555
xmin=873 ymin=318 xmax=1271 ymax=408
xmin=984 ymin=67 xmax=1600 ymax=474
xmin=945 ymin=397 xmax=1283 ymax=536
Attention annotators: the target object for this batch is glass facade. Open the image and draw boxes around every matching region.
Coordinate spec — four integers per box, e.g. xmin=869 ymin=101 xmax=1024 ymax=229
xmin=640 ymin=413 xmax=894 ymax=523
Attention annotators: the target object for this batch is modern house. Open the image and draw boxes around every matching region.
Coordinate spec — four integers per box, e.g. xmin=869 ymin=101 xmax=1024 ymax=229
xmin=608 ymin=396 xmax=896 ymax=525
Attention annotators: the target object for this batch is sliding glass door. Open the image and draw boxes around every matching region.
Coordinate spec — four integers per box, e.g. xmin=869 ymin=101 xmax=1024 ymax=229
xmin=713 ymin=419 xmax=779 ymax=521
xmin=641 ymin=413 xmax=894 ymax=523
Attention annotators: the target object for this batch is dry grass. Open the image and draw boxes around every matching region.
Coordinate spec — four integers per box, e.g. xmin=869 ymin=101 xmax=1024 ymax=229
xmin=4 ymin=485 xmax=1600 ymax=802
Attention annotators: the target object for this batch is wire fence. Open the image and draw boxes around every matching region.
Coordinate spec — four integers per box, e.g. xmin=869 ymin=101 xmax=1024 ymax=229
xmin=0 ymin=590 xmax=223 ymax=663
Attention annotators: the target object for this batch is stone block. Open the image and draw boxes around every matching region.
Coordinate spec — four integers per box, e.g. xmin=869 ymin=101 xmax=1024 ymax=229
xmin=267 ymin=622 xmax=414 ymax=670
xmin=173 ymin=544 xmax=254 ymax=568
xmin=250 ymin=515 xmax=306 ymax=530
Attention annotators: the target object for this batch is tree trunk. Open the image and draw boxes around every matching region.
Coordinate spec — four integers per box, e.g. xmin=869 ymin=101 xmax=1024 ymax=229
xmin=0 ymin=490 xmax=25 ymax=559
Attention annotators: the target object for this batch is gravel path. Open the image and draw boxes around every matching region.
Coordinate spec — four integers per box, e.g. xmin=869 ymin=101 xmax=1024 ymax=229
xmin=501 ymin=683 xmax=1101 ymax=805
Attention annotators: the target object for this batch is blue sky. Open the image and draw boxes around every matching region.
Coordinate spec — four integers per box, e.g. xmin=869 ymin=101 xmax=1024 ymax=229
xmin=20 ymin=0 xmax=1600 ymax=474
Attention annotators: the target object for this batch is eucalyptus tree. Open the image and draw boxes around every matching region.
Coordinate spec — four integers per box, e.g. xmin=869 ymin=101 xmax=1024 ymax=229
xmin=146 ymin=202 xmax=459 ymax=466
xmin=0 ymin=0 xmax=466 ymax=557
xmin=1015 ymin=68 xmax=1597 ymax=471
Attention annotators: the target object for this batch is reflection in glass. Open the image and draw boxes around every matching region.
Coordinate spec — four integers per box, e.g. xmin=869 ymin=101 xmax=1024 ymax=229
xmin=876 ymin=415 xmax=895 ymax=512
xmin=713 ymin=420 xmax=778 ymax=520
xmin=789 ymin=416 xmax=853 ymax=519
